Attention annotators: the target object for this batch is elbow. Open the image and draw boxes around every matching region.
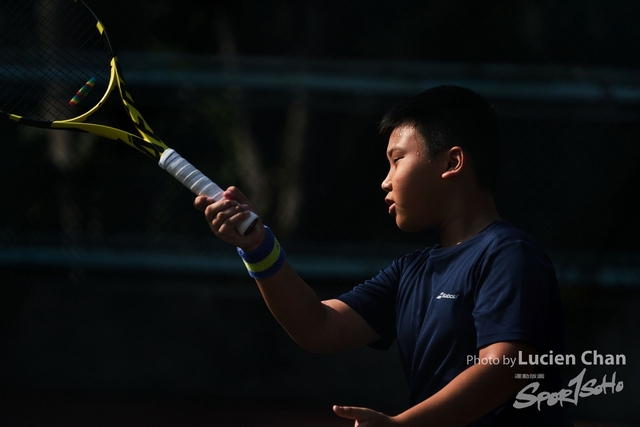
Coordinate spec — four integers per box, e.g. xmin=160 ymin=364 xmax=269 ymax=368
xmin=287 ymin=304 xmax=336 ymax=354
xmin=289 ymin=324 xmax=343 ymax=354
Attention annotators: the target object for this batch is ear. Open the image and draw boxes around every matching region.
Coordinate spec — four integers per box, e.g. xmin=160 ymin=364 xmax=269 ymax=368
xmin=441 ymin=146 xmax=464 ymax=179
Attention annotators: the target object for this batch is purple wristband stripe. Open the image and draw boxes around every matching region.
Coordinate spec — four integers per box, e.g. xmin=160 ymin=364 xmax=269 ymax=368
xmin=237 ymin=226 xmax=286 ymax=279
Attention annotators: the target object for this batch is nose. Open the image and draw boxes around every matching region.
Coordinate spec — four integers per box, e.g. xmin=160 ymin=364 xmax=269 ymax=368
xmin=381 ymin=172 xmax=392 ymax=192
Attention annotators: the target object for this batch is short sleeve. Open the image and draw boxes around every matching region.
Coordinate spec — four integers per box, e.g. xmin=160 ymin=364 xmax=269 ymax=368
xmin=337 ymin=260 xmax=401 ymax=350
xmin=473 ymin=241 xmax=555 ymax=350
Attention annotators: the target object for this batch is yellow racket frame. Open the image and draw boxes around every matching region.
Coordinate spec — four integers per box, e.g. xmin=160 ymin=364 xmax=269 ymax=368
xmin=5 ymin=8 xmax=169 ymax=161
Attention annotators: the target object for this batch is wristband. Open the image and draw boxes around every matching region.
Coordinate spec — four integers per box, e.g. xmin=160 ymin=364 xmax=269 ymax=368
xmin=237 ymin=226 xmax=286 ymax=279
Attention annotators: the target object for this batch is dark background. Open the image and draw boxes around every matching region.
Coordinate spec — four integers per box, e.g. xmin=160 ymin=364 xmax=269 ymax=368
xmin=1 ymin=0 xmax=639 ymax=425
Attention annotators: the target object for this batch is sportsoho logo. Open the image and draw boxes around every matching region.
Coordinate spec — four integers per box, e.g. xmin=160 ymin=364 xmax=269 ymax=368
xmin=436 ymin=292 xmax=459 ymax=300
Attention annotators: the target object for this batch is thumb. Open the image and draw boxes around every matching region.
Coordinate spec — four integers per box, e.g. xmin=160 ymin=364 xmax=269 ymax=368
xmin=223 ymin=186 xmax=251 ymax=204
xmin=333 ymin=405 xmax=376 ymax=420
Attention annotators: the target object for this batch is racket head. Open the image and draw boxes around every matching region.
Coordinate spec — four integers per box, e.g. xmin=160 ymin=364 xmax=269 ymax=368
xmin=0 ymin=0 xmax=114 ymax=125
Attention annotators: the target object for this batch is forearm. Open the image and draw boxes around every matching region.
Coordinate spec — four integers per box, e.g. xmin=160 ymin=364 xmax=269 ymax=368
xmin=395 ymin=342 xmax=534 ymax=427
xmin=397 ymin=365 xmax=525 ymax=426
xmin=193 ymin=192 xmax=377 ymax=353
xmin=253 ymin=260 xmax=329 ymax=351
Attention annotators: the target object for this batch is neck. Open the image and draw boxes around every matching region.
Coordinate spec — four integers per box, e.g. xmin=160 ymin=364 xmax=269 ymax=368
xmin=438 ymin=189 xmax=501 ymax=247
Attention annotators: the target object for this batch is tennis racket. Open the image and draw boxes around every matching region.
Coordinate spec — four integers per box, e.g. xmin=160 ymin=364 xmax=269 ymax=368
xmin=0 ymin=0 xmax=259 ymax=235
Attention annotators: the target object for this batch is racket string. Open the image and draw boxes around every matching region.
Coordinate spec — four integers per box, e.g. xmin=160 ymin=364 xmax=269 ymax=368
xmin=0 ymin=0 xmax=112 ymax=122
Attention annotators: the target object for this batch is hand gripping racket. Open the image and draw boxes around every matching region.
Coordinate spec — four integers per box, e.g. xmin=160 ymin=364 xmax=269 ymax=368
xmin=0 ymin=0 xmax=259 ymax=235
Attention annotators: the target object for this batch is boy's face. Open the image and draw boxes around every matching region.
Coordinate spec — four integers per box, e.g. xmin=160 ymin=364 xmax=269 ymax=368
xmin=382 ymin=126 xmax=447 ymax=232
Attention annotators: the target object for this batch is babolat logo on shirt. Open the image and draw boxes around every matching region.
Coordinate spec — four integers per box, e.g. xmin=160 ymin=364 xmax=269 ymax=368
xmin=436 ymin=292 xmax=459 ymax=300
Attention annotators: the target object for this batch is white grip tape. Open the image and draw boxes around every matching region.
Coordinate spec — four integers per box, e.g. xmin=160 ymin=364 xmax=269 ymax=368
xmin=158 ymin=149 xmax=259 ymax=236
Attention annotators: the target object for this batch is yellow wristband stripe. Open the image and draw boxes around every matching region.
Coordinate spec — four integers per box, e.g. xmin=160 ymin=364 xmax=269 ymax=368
xmin=242 ymin=240 xmax=281 ymax=273
xmin=237 ymin=226 xmax=286 ymax=279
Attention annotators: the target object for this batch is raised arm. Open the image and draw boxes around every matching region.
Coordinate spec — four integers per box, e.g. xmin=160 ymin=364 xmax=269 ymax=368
xmin=194 ymin=187 xmax=380 ymax=353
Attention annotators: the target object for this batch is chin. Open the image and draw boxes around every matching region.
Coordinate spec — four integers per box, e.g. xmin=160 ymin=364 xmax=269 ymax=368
xmin=396 ymin=219 xmax=430 ymax=233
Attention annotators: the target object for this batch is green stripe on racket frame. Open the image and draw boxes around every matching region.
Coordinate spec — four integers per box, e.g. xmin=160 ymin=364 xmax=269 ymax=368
xmin=0 ymin=0 xmax=258 ymax=235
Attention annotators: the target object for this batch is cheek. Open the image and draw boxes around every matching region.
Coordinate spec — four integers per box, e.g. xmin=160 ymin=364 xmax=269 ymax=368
xmin=400 ymin=169 xmax=429 ymax=198
xmin=402 ymin=172 xmax=441 ymax=214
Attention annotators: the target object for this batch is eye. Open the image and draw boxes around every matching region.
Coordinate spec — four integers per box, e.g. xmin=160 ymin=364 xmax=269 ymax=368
xmin=393 ymin=157 xmax=403 ymax=164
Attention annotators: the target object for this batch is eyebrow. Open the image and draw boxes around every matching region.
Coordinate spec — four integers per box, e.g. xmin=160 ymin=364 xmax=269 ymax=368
xmin=387 ymin=146 xmax=402 ymax=158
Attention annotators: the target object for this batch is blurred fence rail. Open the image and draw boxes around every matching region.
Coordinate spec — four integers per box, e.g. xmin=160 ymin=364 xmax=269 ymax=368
xmin=110 ymin=52 xmax=640 ymax=121
xmin=1 ymin=243 xmax=640 ymax=287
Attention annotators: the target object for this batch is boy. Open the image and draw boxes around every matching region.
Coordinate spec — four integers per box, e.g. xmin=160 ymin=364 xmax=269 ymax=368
xmin=194 ymin=86 xmax=572 ymax=426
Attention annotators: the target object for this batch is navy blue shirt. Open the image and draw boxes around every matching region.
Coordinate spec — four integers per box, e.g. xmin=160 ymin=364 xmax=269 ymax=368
xmin=338 ymin=220 xmax=571 ymax=426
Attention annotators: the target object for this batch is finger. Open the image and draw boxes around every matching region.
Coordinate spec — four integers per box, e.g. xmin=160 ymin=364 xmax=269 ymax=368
xmin=211 ymin=205 xmax=257 ymax=238
xmin=217 ymin=209 xmax=254 ymax=234
xmin=223 ymin=186 xmax=251 ymax=204
xmin=333 ymin=405 xmax=375 ymax=421
xmin=204 ymin=199 xmax=240 ymax=222
xmin=193 ymin=195 xmax=215 ymax=211
xmin=209 ymin=203 xmax=248 ymax=230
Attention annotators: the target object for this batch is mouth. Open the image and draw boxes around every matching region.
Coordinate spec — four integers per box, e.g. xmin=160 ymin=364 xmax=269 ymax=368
xmin=385 ymin=198 xmax=396 ymax=215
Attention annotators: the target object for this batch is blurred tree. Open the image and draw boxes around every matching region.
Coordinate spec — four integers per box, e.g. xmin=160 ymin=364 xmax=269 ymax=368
xmin=34 ymin=0 xmax=99 ymax=239
xmin=201 ymin=2 xmax=312 ymax=236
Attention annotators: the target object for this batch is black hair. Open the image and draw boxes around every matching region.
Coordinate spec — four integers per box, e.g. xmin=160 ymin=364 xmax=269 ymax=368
xmin=379 ymin=85 xmax=500 ymax=191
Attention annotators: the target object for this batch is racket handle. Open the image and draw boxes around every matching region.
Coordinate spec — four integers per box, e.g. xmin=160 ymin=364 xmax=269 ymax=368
xmin=158 ymin=148 xmax=259 ymax=236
